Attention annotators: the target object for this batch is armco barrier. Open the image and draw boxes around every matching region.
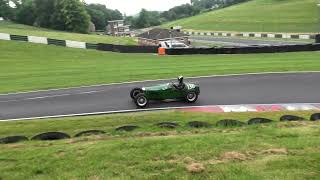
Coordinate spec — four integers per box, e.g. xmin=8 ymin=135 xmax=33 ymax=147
xmin=97 ymin=43 xmax=158 ymax=53
xmin=86 ymin=43 xmax=98 ymax=50
xmin=184 ymin=31 xmax=316 ymax=40
xmin=165 ymin=43 xmax=320 ymax=55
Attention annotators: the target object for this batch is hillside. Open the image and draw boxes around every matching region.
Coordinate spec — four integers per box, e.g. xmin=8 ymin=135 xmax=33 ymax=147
xmin=0 ymin=21 xmax=137 ymax=45
xmin=164 ymin=0 xmax=317 ymax=33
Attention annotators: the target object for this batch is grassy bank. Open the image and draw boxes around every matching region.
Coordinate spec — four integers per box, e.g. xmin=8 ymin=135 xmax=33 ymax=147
xmin=0 ymin=110 xmax=319 ymax=179
xmin=1 ymin=40 xmax=320 ymax=93
xmin=164 ymin=0 xmax=317 ymax=33
xmin=0 ymin=21 xmax=137 ymax=45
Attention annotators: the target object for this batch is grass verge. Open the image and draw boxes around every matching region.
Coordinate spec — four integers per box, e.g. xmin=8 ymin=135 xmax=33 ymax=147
xmin=0 ymin=110 xmax=319 ymax=179
xmin=1 ymin=40 xmax=320 ymax=93
xmin=0 ymin=21 xmax=137 ymax=45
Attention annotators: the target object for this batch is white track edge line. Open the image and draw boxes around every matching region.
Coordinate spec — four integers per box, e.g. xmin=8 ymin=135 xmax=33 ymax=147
xmin=1 ymin=102 xmax=319 ymax=122
xmin=1 ymin=71 xmax=320 ymax=96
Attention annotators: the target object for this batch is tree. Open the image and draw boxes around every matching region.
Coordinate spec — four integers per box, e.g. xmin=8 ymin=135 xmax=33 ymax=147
xmin=34 ymin=0 xmax=55 ymax=27
xmin=51 ymin=0 xmax=90 ymax=33
xmin=85 ymin=4 xmax=123 ymax=30
xmin=15 ymin=0 xmax=36 ymax=25
xmin=0 ymin=0 xmax=13 ymax=19
xmin=86 ymin=7 xmax=106 ymax=30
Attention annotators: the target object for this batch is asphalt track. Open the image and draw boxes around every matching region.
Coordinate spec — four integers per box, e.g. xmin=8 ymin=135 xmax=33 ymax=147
xmin=0 ymin=72 xmax=320 ymax=121
xmin=190 ymin=36 xmax=309 ymax=47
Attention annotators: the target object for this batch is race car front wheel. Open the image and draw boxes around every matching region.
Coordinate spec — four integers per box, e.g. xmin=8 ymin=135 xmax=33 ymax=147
xmin=185 ymin=92 xmax=198 ymax=103
xmin=130 ymin=88 xmax=143 ymax=99
xmin=135 ymin=94 xmax=148 ymax=108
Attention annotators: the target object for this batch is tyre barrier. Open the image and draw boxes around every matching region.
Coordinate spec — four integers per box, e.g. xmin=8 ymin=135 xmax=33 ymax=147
xmin=280 ymin=115 xmax=305 ymax=122
xmin=115 ymin=125 xmax=139 ymax=132
xmin=216 ymin=119 xmax=245 ymax=127
xmin=97 ymin=43 xmax=158 ymax=53
xmin=187 ymin=121 xmax=211 ymax=128
xmin=1 ymin=113 xmax=318 ymax=144
xmin=156 ymin=122 xmax=179 ymax=128
xmin=31 ymin=132 xmax=71 ymax=141
xmin=315 ymin=34 xmax=320 ymax=43
xmin=165 ymin=43 xmax=320 ymax=55
xmin=47 ymin=38 xmax=66 ymax=47
xmin=310 ymin=113 xmax=320 ymax=121
xmin=10 ymin=34 xmax=28 ymax=42
xmin=74 ymin=130 xmax=106 ymax=137
xmin=0 ymin=136 xmax=28 ymax=144
xmin=248 ymin=118 xmax=273 ymax=125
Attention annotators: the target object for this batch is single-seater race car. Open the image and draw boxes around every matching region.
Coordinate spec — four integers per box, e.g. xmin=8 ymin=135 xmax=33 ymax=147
xmin=130 ymin=76 xmax=200 ymax=108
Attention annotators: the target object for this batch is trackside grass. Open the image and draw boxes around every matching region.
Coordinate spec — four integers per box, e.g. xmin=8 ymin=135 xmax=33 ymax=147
xmin=0 ymin=21 xmax=137 ymax=45
xmin=1 ymin=40 xmax=320 ymax=93
xmin=164 ymin=0 xmax=317 ymax=33
xmin=0 ymin=110 xmax=319 ymax=179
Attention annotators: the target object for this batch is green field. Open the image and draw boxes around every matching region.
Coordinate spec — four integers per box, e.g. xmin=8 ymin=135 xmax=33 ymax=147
xmin=164 ymin=0 xmax=317 ymax=33
xmin=0 ymin=21 xmax=137 ymax=45
xmin=0 ymin=110 xmax=319 ymax=179
xmin=1 ymin=40 xmax=320 ymax=93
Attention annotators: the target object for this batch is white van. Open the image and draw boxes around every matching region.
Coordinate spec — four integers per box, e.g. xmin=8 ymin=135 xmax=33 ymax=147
xmin=159 ymin=40 xmax=189 ymax=49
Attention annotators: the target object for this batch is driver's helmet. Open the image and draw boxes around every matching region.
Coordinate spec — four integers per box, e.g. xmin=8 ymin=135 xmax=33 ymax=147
xmin=178 ymin=76 xmax=184 ymax=83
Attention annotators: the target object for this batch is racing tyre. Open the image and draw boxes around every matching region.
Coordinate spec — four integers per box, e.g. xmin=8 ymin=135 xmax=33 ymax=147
xmin=134 ymin=94 xmax=148 ymax=108
xmin=185 ymin=92 xmax=198 ymax=103
xmin=130 ymin=88 xmax=143 ymax=99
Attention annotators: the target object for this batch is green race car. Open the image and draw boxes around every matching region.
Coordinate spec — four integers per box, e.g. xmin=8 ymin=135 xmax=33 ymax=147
xmin=130 ymin=76 xmax=200 ymax=108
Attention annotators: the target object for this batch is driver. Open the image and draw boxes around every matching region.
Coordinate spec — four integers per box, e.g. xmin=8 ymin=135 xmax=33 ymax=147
xmin=173 ymin=76 xmax=185 ymax=90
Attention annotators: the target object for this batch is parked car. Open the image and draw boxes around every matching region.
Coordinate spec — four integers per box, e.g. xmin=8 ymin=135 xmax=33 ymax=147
xmin=130 ymin=77 xmax=200 ymax=108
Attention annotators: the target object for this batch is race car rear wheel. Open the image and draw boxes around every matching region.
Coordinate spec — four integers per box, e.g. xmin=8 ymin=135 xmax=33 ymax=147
xmin=130 ymin=88 xmax=143 ymax=99
xmin=185 ymin=92 xmax=198 ymax=103
xmin=134 ymin=94 xmax=148 ymax=108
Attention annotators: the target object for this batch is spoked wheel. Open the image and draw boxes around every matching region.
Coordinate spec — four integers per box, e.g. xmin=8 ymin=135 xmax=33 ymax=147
xmin=130 ymin=88 xmax=143 ymax=99
xmin=134 ymin=94 xmax=148 ymax=108
xmin=185 ymin=92 xmax=198 ymax=103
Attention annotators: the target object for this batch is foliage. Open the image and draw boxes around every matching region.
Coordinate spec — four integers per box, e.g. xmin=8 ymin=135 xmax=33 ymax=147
xmin=51 ymin=0 xmax=90 ymax=33
xmin=0 ymin=0 xmax=14 ymax=19
xmin=126 ymin=0 xmax=250 ymax=29
xmin=15 ymin=0 xmax=36 ymax=25
xmin=85 ymin=3 xmax=123 ymax=30
xmin=3 ymin=0 xmax=92 ymax=33
xmin=161 ymin=3 xmax=200 ymax=21
xmin=130 ymin=9 xmax=161 ymax=28
xmin=34 ymin=0 xmax=55 ymax=28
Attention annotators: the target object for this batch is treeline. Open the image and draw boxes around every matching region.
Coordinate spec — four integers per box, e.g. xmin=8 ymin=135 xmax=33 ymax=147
xmin=0 ymin=0 xmax=122 ymax=33
xmin=126 ymin=0 xmax=251 ymax=29
xmin=0 ymin=0 xmax=252 ymax=33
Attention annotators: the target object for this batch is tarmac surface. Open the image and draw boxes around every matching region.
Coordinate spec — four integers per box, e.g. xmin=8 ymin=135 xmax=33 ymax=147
xmin=190 ymin=36 xmax=309 ymax=47
xmin=0 ymin=72 xmax=319 ymax=121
